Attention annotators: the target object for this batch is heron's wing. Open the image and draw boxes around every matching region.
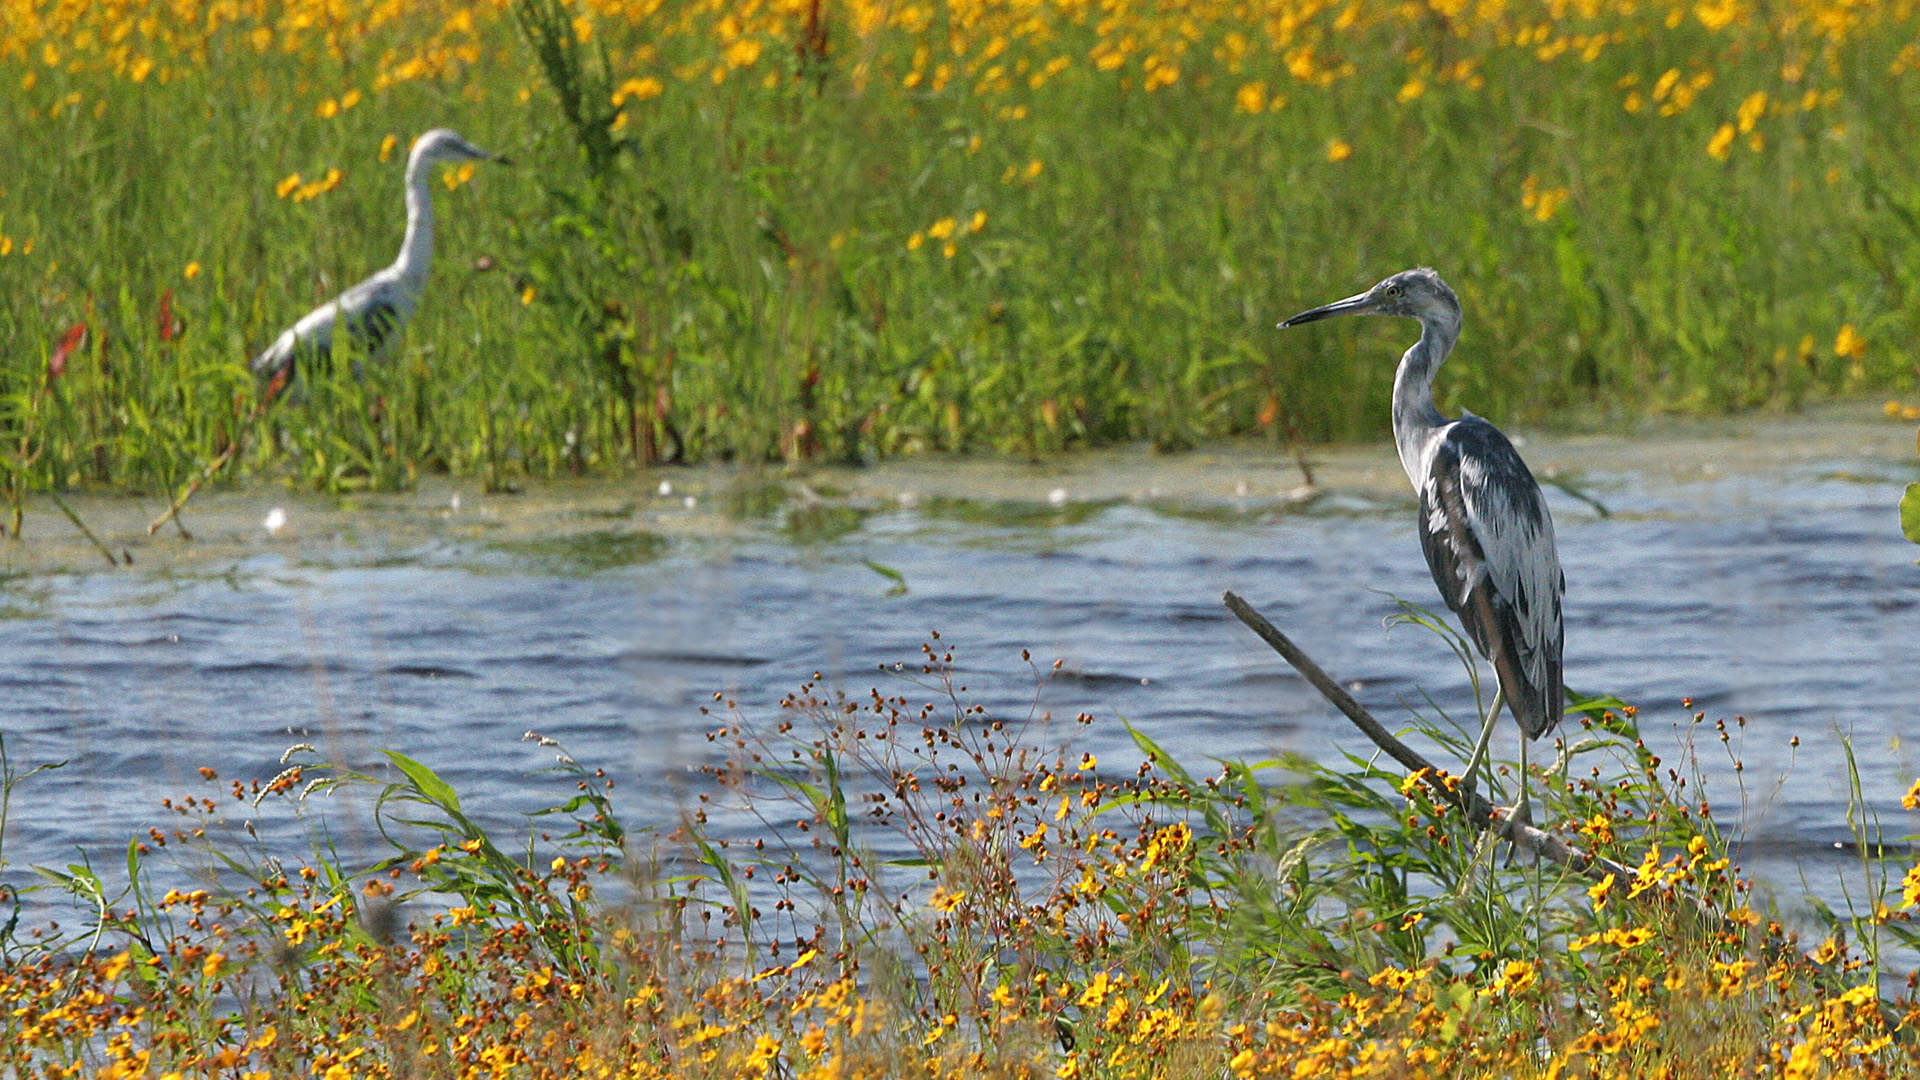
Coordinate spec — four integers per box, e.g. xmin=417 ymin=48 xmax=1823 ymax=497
xmin=1418 ymin=417 xmax=1564 ymax=738
xmin=255 ymin=275 xmax=407 ymax=387
xmin=250 ymin=298 xmax=339 ymax=382
xmin=249 ymin=328 xmax=299 ymax=379
xmin=336 ymin=277 xmax=406 ymax=361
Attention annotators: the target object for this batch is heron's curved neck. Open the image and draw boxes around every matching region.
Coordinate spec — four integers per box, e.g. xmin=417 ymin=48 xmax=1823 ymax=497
xmin=392 ymin=154 xmax=437 ymax=289
xmin=1391 ymin=312 xmax=1460 ymax=485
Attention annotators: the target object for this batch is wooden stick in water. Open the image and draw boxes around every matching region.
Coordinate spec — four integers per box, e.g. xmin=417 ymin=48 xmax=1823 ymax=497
xmin=147 ymin=377 xmax=284 ymax=539
xmin=146 ymin=436 xmax=242 ymax=539
xmin=48 ymin=490 xmax=121 ymax=568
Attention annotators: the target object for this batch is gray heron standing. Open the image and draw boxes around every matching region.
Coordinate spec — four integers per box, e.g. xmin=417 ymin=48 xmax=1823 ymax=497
xmin=250 ymin=128 xmax=509 ymax=398
xmin=1279 ymin=268 xmax=1564 ymax=821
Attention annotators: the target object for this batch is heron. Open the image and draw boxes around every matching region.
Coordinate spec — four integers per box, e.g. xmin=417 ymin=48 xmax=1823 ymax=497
xmin=1279 ymin=268 xmax=1564 ymax=823
xmin=249 ymin=128 xmax=509 ymax=397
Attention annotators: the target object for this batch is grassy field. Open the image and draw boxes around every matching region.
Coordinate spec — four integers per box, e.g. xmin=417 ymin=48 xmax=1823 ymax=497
xmin=2 ymin=630 xmax=1918 ymax=1078
xmin=1 ymin=0 xmax=1919 ymax=509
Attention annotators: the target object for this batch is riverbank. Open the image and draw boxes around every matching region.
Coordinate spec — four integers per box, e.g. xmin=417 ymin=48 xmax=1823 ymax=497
xmin=2 ymin=401 xmax=1911 ymax=574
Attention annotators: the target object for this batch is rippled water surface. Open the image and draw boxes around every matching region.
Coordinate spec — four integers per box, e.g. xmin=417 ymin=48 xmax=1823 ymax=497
xmin=2 ymin=405 xmax=1917 ymax=919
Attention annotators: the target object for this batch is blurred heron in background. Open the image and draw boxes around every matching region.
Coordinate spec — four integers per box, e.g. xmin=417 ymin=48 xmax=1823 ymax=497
xmin=249 ymin=128 xmax=509 ymax=397
xmin=1280 ymin=268 xmax=1564 ymax=822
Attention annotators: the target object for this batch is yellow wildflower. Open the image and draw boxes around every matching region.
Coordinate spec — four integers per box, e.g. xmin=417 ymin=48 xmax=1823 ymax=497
xmin=1707 ymin=123 xmax=1737 ymax=160
xmin=291 ymin=168 xmax=343 ymax=202
xmin=1588 ymin=872 xmax=1616 ymax=909
xmin=1898 ymin=864 xmax=1920 ymax=910
xmin=614 ymin=77 xmax=664 ymax=105
xmin=726 ymin=39 xmax=762 ymax=69
xmin=1077 ymin=972 xmax=1111 ymax=1008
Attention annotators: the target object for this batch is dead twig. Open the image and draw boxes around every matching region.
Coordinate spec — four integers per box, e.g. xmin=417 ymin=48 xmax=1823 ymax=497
xmin=146 ymin=437 xmax=242 ymax=539
xmin=47 ymin=490 xmax=121 ymax=568
xmin=148 ymin=376 xmax=284 ymax=539
xmin=1222 ymin=590 xmax=1639 ymax=892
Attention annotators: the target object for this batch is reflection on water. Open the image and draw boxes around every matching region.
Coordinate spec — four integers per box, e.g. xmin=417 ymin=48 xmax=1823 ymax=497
xmin=0 ymin=405 xmax=1916 ymax=928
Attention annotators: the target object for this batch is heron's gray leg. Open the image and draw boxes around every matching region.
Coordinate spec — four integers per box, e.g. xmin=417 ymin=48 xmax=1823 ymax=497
xmin=1513 ymin=730 xmax=1533 ymax=829
xmin=1458 ymin=687 xmax=1504 ymax=805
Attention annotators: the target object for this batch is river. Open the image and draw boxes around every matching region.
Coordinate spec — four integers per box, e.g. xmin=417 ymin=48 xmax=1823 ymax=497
xmin=1 ymin=404 xmax=1916 ymax=930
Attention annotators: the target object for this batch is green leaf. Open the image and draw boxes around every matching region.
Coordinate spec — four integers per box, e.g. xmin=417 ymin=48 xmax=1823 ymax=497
xmin=382 ymin=750 xmax=461 ymax=813
xmin=1901 ymin=483 xmax=1920 ymax=544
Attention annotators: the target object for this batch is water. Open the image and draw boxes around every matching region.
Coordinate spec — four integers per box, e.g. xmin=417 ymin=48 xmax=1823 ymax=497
xmin=1 ymin=405 xmax=1916 ymax=927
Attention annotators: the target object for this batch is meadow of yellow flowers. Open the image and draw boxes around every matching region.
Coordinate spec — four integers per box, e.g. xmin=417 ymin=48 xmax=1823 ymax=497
xmin=0 ymin=0 xmax=1916 ymax=499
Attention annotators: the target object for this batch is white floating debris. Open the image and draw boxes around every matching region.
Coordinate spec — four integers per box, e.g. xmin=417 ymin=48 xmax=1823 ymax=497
xmin=898 ymin=490 xmax=919 ymax=508
xmin=657 ymin=480 xmax=674 ymax=496
xmin=1234 ymin=480 xmax=1249 ymax=497
xmin=449 ymin=494 xmax=462 ymax=511
xmin=1047 ymin=488 xmax=1068 ymax=506
xmin=683 ymin=495 xmax=697 ymax=509
xmin=263 ymin=507 xmax=288 ymax=535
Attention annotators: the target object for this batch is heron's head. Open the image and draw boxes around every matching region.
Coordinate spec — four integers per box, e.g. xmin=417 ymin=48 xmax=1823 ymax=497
xmin=409 ymin=128 xmax=512 ymax=168
xmin=1278 ymin=268 xmax=1458 ymax=329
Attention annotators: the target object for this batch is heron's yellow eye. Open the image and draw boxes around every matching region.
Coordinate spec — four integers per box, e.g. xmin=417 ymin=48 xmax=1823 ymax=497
xmin=1385 ymin=284 xmax=1401 ymax=297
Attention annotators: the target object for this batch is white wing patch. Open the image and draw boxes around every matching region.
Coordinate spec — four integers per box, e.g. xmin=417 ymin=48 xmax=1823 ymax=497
xmin=1444 ymin=420 xmax=1562 ymax=691
xmin=252 ymin=269 xmax=417 ymax=380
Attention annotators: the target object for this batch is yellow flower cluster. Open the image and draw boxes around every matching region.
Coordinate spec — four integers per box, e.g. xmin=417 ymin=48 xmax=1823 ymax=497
xmin=0 ymin=662 xmax=1917 ymax=1080
xmin=275 ymin=167 xmax=344 ymax=202
xmin=2 ymin=0 xmax=1891 ymax=148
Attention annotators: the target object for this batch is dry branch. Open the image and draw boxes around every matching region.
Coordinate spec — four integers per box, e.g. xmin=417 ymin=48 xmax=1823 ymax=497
xmin=1223 ymin=591 xmax=1861 ymax=1009
xmin=147 ymin=380 xmax=282 ymax=538
xmin=146 ymin=437 xmax=242 ymax=538
xmin=1222 ymin=590 xmax=1637 ymax=888
xmin=48 ymin=490 xmax=122 ymax=568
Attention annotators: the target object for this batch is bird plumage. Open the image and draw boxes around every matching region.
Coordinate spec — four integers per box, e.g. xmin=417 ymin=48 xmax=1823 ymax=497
xmin=1281 ymin=267 xmax=1565 ymax=750
xmin=1415 ymin=416 xmax=1563 ymax=738
xmin=250 ymin=276 xmax=409 ymax=384
xmin=250 ymin=127 xmax=507 ymax=394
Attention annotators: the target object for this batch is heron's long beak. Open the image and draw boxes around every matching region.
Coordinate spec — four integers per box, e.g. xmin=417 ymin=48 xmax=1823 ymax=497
xmin=1278 ymin=290 xmax=1378 ymax=328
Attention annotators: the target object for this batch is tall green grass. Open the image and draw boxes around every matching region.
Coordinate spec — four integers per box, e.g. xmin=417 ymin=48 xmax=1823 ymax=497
xmin=1 ymin=0 xmax=1917 ymax=504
